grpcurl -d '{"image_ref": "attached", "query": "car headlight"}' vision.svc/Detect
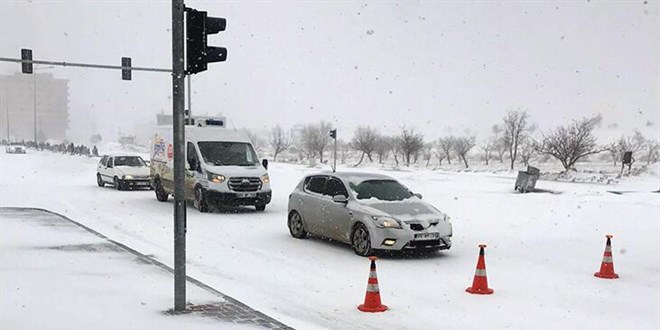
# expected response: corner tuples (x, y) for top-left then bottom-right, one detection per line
(372, 216), (402, 229)
(444, 214), (452, 224)
(207, 172), (226, 183)
(261, 174), (270, 184)
(123, 175), (133, 180)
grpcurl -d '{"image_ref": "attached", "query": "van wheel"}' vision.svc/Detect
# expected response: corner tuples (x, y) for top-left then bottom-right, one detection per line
(255, 204), (266, 211)
(154, 179), (169, 202)
(195, 186), (209, 213)
(97, 173), (104, 187)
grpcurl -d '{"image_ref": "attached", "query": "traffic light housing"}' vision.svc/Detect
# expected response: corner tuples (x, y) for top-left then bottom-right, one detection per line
(329, 129), (337, 139)
(121, 57), (131, 80)
(186, 7), (227, 74)
(21, 49), (33, 74)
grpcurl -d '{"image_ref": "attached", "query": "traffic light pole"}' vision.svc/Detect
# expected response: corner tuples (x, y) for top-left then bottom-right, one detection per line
(172, 0), (187, 312)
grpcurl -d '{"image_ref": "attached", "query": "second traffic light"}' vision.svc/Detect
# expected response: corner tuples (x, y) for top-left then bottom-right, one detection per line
(186, 7), (227, 75)
(329, 129), (337, 139)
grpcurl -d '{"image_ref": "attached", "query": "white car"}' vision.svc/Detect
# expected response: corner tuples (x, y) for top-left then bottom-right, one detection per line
(97, 154), (151, 190)
(6, 145), (27, 154)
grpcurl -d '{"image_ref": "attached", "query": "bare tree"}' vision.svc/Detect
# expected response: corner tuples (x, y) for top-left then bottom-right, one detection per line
(423, 143), (435, 167)
(350, 126), (379, 166)
(270, 125), (291, 161)
(536, 116), (602, 171)
(437, 136), (455, 165)
(481, 138), (494, 165)
(374, 136), (391, 164)
(244, 129), (266, 153)
(399, 128), (425, 166)
(453, 135), (476, 168)
(434, 149), (447, 166)
(502, 110), (532, 170)
(390, 136), (403, 166)
(299, 121), (332, 163)
(605, 131), (646, 166)
(646, 140), (659, 164)
(519, 138), (536, 167)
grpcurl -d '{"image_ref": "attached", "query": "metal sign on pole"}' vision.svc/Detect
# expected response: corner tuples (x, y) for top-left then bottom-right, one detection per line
(172, 0), (187, 311)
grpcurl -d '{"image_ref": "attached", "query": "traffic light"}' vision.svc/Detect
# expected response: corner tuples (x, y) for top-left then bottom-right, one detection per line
(121, 57), (131, 80)
(21, 49), (33, 74)
(186, 7), (227, 74)
(329, 129), (337, 139)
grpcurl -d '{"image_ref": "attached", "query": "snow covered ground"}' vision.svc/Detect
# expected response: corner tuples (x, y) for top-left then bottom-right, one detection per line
(1, 149), (659, 329)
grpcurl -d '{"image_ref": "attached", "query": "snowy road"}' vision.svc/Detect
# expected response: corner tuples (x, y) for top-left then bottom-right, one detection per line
(1, 150), (659, 329)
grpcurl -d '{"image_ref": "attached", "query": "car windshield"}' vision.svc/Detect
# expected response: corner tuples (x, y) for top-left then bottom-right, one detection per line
(348, 179), (413, 201)
(197, 142), (259, 166)
(113, 156), (145, 167)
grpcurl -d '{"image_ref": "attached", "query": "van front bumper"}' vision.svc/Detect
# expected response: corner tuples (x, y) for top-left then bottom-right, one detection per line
(206, 190), (272, 207)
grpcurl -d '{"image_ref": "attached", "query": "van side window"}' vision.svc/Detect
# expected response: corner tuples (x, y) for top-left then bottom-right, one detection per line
(107, 157), (113, 168)
(305, 176), (326, 194)
(100, 155), (108, 166)
(187, 142), (200, 171)
(324, 178), (348, 198)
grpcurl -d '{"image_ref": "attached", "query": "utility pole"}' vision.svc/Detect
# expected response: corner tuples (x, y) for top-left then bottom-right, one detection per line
(172, 0), (187, 312)
(33, 72), (37, 143)
(330, 129), (337, 172)
(187, 75), (192, 122)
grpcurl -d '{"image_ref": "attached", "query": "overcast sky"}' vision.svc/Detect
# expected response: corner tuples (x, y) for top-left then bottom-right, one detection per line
(0, 0), (658, 143)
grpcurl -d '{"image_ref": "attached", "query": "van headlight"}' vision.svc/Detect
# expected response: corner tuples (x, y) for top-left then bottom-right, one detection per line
(372, 216), (402, 229)
(444, 214), (452, 224)
(261, 174), (270, 184)
(207, 172), (226, 183)
(123, 175), (133, 180)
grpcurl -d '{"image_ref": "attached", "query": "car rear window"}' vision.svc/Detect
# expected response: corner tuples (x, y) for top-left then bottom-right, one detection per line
(305, 176), (326, 194)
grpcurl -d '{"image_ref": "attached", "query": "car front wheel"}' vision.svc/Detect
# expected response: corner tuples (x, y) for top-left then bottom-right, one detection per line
(287, 211), (307, 239)
(114, 177), (124, 191)
(97, 173), (104, 187)
(351, 223), (373, 257)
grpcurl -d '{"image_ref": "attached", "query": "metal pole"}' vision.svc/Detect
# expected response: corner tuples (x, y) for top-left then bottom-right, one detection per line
(333, 134), (337, 173)
(5, 102), (9, 141)
(172, 0), (187, 311)
(187, 75), (192, 122)
(33, 71), (37, 143)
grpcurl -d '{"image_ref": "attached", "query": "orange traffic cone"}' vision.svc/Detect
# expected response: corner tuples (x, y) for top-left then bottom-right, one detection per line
(357, 256), (388, 313)
(594, 234), (619, 279)
(466, 244), (494, 295)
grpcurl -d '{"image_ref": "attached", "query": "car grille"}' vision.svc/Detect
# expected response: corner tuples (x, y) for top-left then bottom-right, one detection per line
(228, 177), (262, 192)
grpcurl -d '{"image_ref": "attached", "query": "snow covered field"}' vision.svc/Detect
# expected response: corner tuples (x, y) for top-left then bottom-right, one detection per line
(1, 149), (659, 329)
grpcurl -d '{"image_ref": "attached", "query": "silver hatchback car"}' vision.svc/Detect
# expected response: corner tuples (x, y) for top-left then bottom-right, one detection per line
(287, 172), (452, 256)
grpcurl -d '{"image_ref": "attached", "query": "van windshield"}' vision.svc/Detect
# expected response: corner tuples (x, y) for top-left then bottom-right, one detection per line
(197, 142), (259, 166)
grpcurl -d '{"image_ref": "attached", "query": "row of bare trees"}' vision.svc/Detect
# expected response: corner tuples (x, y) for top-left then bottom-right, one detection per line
(243, 110), (659, 171)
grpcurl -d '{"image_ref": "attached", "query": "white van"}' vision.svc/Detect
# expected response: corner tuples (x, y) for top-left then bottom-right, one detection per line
(150, 120), (271, 212)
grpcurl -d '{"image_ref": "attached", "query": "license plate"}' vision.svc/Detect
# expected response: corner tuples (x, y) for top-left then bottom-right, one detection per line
(414, 232), (440, 240)
(238, 192), (257, 198)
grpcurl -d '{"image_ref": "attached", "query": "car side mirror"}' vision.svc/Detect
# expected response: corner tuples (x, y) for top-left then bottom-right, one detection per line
(332, 195), (348, 204)
(262, 159), (269, 170)
(413, 193), (423, 199)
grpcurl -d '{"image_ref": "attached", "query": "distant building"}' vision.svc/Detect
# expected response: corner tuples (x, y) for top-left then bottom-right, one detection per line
(0, 72), (70, 142)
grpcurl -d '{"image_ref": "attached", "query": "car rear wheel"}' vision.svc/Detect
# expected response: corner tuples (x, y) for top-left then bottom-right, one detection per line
(351, 223), (373, 257)
(195, 186), (209, 213)
(154, 179), (169, 202)
(96, 173), (104, 187)
(287, 211), (307, 239)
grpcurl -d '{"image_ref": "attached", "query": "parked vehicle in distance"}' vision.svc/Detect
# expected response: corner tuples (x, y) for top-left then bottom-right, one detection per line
(287, 172), (453, 256)
(5, 145), (27, 154)
(150, 118), (272, 212)
(97, 154), (151, 190)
